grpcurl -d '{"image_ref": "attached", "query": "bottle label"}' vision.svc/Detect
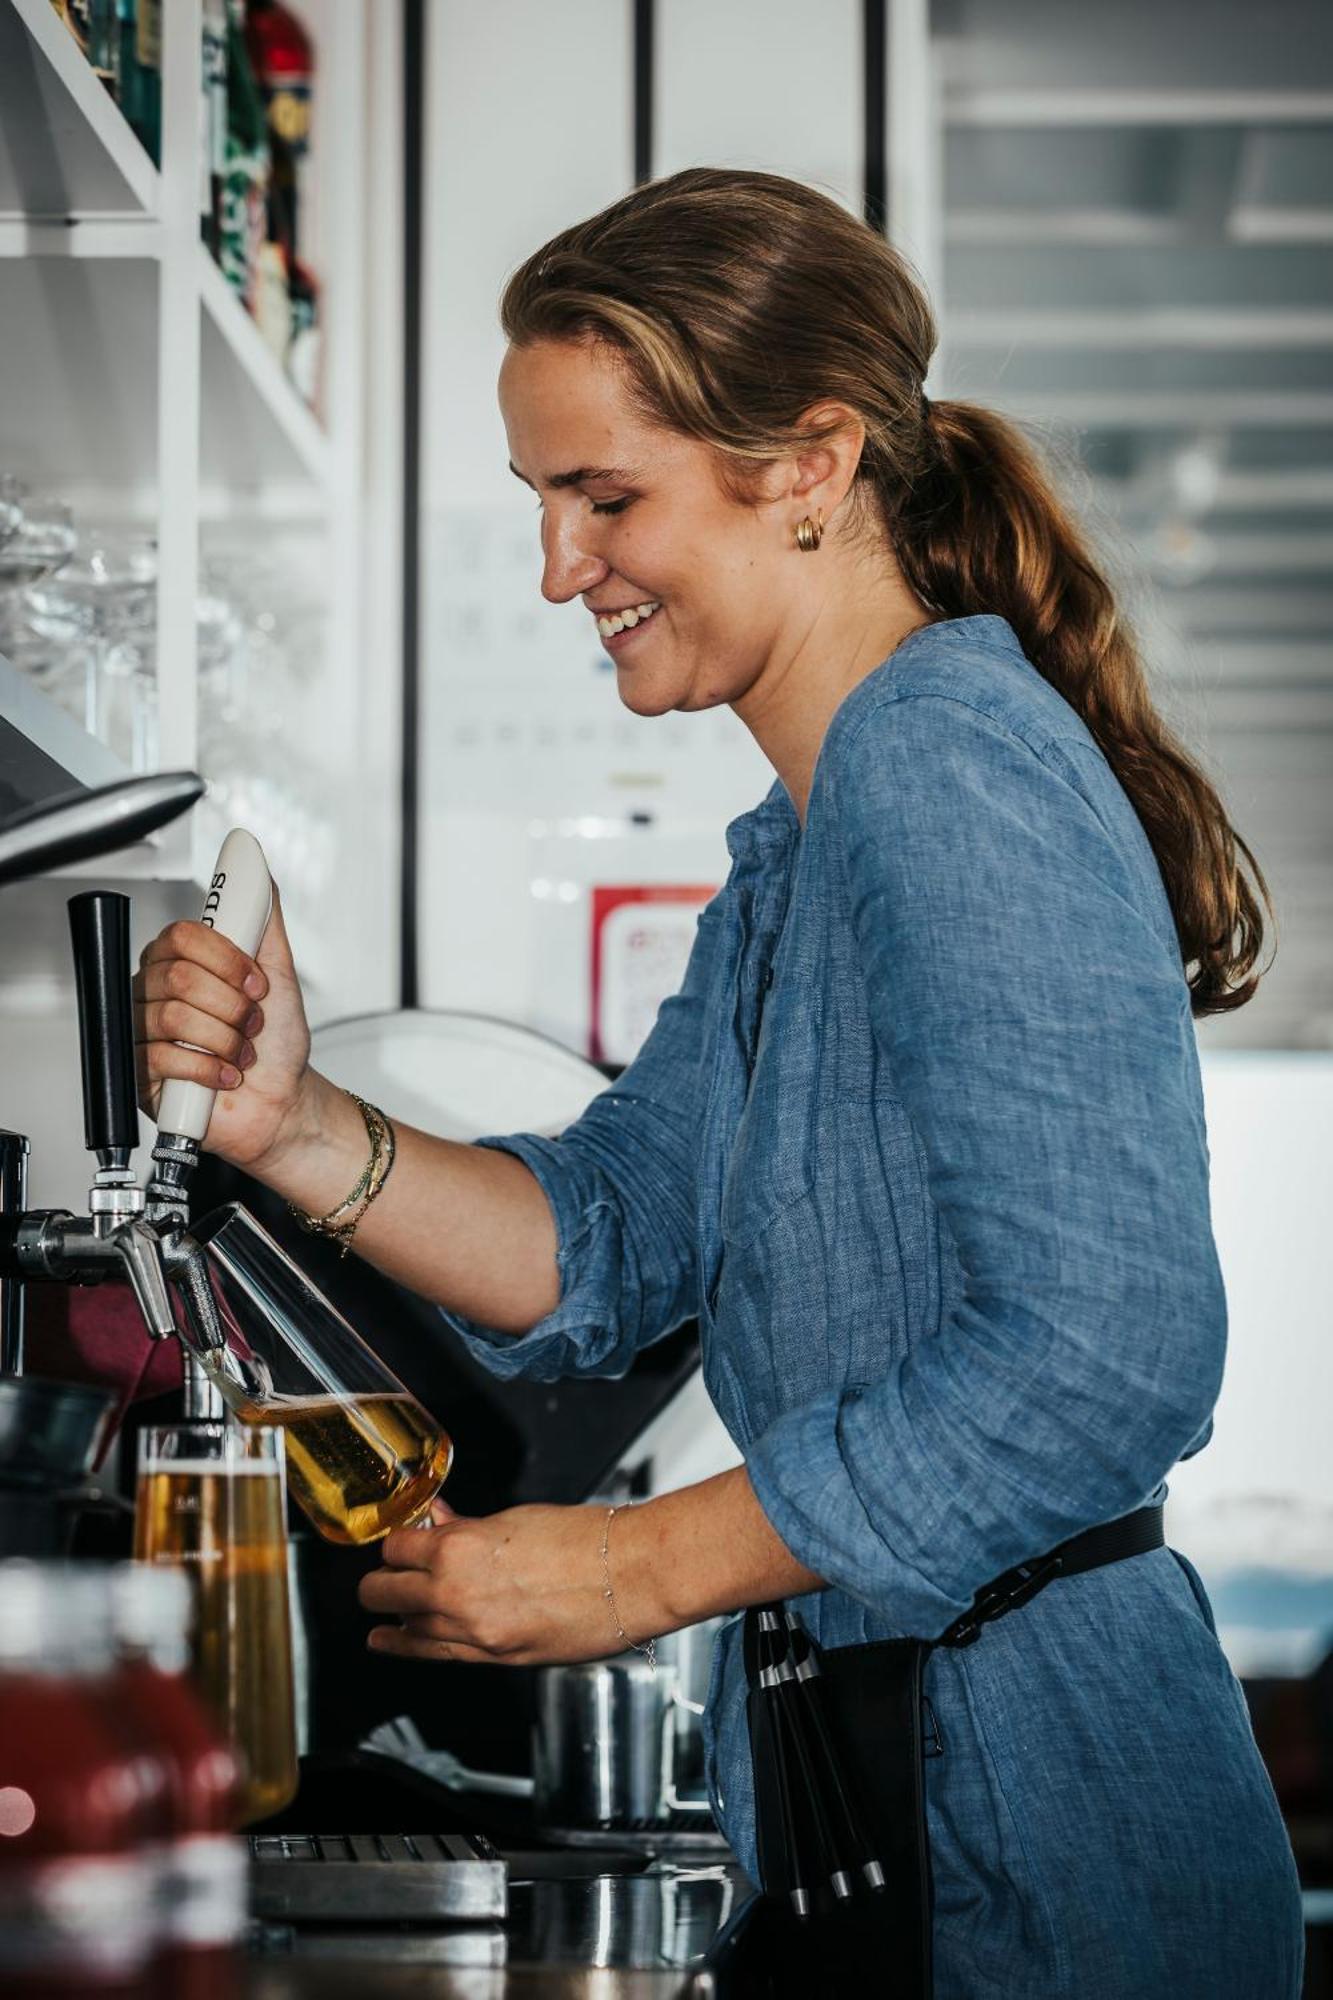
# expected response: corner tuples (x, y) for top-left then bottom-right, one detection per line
(160, 1834), (248, 1948)
(220, 149), (269, 304)
(266, 84), (312, 155)
(0, 1853), (155, 1974)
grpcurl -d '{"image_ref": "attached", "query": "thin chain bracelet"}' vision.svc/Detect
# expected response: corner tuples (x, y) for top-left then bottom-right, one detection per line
(600, 1502), (656, 1674)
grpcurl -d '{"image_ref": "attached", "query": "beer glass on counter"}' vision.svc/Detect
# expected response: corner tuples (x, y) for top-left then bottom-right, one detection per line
(134, 1421), (299, 1829)
(183, 1203), (454, 1547)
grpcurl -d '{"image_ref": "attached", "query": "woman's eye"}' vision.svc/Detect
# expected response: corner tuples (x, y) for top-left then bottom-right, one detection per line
(590, 497), (632, 516)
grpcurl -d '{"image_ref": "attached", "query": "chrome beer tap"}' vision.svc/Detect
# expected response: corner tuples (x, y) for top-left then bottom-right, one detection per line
(0, 831), (273, 1405)
(0, 889), (231, 1387)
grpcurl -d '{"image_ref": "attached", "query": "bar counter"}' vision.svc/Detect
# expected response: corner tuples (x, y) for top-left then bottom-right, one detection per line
(243, 1854), (755, 1997)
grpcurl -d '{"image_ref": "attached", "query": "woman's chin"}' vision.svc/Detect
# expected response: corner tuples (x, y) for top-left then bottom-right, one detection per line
(614, 666), (684, 718)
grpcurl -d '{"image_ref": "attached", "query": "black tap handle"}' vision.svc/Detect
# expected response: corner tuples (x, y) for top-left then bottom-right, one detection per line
(67, 892), (139, 1170)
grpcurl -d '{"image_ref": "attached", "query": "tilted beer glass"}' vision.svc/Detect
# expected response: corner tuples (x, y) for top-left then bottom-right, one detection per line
(181, 1203), (453, 1546)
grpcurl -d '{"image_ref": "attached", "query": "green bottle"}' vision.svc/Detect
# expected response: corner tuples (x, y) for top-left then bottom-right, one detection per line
(219, 0), (270, 305)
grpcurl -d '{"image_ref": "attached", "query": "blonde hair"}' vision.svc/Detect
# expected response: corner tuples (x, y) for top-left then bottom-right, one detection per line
(503, 167), (1271, 1015)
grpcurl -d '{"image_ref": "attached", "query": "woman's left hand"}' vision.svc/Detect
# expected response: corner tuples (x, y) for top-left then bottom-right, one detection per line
(358, 1499), (630, 1665)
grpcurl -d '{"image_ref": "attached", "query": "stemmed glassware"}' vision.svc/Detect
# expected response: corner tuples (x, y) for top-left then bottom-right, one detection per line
(26, 533), (158, 770)
(0, 476), (23, 551)
(0, 475), (338, 912)
(0, 495), (76, 594)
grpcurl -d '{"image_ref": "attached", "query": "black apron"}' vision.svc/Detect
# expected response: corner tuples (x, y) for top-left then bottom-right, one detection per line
(743, 1502), (1165, 1997)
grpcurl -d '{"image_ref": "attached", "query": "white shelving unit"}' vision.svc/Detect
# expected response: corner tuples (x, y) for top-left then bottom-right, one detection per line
(0, 0), (403, 1018)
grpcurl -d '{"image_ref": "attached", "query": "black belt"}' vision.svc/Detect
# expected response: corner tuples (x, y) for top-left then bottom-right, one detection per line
(936, 1500), (1166, 1650)
(742, 1503), (1166, 1997)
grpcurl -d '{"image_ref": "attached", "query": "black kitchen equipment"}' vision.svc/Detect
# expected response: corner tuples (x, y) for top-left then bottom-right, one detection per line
(0, 1372), (119, 1557)
(0, 771), (205, 887)
(0, 1372), (115, 1488)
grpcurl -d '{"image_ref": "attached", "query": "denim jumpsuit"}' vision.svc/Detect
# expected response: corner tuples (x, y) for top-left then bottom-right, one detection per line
(444, 615), (1304, 1996)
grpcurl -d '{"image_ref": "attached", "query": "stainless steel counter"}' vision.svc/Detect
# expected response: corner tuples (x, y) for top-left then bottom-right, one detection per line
(244, 1856), (752, 1997)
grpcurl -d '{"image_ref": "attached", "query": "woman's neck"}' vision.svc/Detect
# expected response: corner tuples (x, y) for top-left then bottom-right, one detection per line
(734, 577), (936, 824)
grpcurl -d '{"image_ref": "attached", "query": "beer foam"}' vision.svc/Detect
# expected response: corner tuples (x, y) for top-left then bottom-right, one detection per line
(139, 1459), (281, 1476)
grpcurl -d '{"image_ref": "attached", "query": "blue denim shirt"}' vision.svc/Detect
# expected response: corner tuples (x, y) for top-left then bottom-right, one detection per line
(444, 616), (1301, 1995)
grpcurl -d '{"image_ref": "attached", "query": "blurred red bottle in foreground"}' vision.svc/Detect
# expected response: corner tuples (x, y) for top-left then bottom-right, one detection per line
(0, 1563), (157, 1998)
(110, 1565), (246, 2000)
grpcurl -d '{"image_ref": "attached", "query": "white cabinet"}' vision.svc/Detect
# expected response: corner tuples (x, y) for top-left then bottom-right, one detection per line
(0, 0), (402, 1023)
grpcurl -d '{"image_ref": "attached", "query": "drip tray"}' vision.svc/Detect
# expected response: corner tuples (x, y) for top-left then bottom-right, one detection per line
(249, 1831), (507, 1924)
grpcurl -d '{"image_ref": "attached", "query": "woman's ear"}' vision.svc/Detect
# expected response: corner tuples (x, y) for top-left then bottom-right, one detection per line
(790, 400), (866, 516)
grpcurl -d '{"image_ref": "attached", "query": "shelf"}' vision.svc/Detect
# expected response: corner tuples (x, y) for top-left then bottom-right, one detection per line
(0, 251), (331, 506)
(0, 254), (160, 500)
(198, 250), (332, 498)
(0, 0), (159, 221)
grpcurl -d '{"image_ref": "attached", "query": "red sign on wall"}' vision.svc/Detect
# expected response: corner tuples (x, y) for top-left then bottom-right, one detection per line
(589, 884), (716, 1067)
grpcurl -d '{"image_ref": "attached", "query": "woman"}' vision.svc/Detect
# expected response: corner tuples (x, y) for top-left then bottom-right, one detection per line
(134, 170), (1302, 1994)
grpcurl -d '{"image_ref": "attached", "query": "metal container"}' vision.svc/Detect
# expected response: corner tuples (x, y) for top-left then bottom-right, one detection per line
(532, 1622), (723, 1833)
(0, 1375), (117, 1557)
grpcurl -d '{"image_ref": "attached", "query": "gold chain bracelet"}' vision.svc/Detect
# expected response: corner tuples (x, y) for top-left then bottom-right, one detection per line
(600, 1502), (657, 1674)
(288, 1091), (397, 1257)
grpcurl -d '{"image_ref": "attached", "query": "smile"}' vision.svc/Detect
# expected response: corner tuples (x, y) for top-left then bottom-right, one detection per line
(595, 600), (660, 639)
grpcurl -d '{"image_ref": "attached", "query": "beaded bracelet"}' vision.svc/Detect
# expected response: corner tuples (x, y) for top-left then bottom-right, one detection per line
(288, 1091), (397, 1257)
(600, 1501), (656, 1674)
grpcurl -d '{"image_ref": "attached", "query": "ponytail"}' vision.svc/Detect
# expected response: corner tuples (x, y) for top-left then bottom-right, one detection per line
(888, 399), (1270, 1015)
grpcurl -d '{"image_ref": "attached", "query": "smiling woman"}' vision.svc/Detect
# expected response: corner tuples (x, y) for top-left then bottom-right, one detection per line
(132, 165), (1301, 1998)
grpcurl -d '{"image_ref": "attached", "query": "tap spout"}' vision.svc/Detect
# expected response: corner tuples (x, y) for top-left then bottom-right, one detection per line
(111, 1220), (177, 1341)
(160, 1230), (228, 1354)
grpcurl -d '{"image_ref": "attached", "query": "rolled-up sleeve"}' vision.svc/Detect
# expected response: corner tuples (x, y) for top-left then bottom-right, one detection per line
(745, 693), (1227, 1634)
(439, 889), (727, 1382)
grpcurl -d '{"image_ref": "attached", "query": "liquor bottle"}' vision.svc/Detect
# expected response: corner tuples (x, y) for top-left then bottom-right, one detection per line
(85, 0), (116, 91)
(244, 0), (312, 290)
(113, 0), (162, 164)
(220, 0), (270, 307)
(200, 0), (228, 258)
(133, 0), (162, 163)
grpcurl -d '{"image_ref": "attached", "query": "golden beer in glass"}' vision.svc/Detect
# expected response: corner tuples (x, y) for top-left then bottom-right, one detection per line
(186, 1203), (454, 1547)
(221, 1390), (454, 1546)
(134, 1422), (299, 1826)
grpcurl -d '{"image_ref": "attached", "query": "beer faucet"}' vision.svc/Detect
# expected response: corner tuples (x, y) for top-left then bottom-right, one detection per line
(0, 832), (272, 1410)
(0, 890), (230, 1398)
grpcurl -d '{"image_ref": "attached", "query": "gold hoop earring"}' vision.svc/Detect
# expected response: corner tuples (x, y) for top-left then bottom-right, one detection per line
(795, 508), (824, 553)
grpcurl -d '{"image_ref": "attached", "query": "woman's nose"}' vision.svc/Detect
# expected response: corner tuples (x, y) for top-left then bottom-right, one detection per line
(540, 516), (608, 604)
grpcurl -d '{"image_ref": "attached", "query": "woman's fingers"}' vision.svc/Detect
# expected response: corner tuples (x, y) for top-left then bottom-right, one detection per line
(358, 1566), (444, 1618)
(136, 953), (261, 1036)
(139, 917), (267, 1002)
(379, 1520), (458, 1571)
(131, 930), (268, 1111)
(136, 995), (254, 1070)
(366, 1624), (492, 1664)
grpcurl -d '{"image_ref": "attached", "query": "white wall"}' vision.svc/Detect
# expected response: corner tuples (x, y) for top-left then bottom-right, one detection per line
(417, 0), (906, 1058)
(1173, 1053), (1333, 1524)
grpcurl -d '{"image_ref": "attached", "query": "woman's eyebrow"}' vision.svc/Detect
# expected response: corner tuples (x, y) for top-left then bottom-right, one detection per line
(507, 460), (637, 490)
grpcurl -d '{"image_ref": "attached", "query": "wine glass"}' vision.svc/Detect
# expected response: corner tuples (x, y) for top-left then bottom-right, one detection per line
(26, 533), (157, 767)
(0, 475), (22, 551)
(0, 497), (76, 593)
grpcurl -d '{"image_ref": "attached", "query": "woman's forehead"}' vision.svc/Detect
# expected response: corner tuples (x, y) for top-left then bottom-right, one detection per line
(499, 341), (682, 480)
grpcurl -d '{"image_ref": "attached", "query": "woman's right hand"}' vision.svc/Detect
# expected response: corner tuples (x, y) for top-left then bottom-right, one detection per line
(132, 881), (314, 1174)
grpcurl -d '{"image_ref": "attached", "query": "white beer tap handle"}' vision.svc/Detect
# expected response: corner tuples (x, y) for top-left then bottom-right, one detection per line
(156, 829), (273, 1147)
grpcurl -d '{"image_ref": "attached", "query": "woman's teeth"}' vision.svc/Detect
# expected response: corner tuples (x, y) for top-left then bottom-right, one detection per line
(597, 601), (660, 638)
